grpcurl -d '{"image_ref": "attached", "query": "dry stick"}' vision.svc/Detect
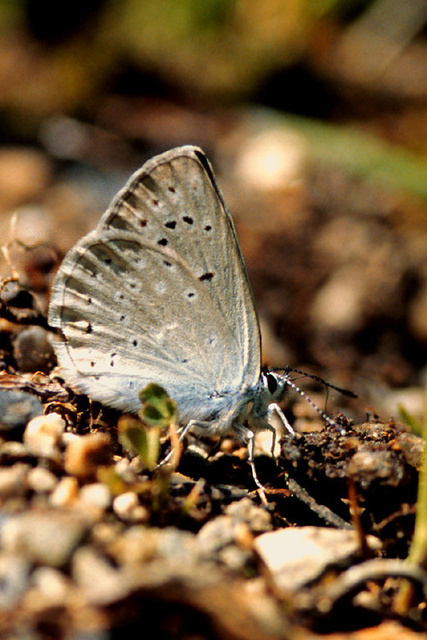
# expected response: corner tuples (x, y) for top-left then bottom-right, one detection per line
(287, 477), (352, 530)
(347, 478), (370, 558)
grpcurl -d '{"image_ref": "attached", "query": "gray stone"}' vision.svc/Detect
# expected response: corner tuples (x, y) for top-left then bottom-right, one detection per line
(1, 509), (90, 567)
(254, 526), (382, 592)
(0, 390), (43, 431)
(13, 326), (57, 374)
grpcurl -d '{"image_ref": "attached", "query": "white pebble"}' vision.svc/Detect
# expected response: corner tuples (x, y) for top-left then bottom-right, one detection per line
(50, 477), (79, 507)
(113, 492), (147, 523)
(27, 467), (57, 493)
(79, 483), (111, 509)
(24, 413), (65, 458)
(31, 567), (69, 604)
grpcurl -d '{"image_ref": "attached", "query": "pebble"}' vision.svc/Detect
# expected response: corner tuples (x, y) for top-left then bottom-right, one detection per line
(225, 498), (272, 533)
(254, 526), (382, 592)
(197, 515), (237, 555)
(197, 498), (272, 559)
(31, 566), (70, 605)
(0, 390), (43, 431)
(108, 526), (159, 565)
(0, 554), (30, 610)
(0, 441), (29, 460)
(112, 491), (148, 523)
(0, 463), (29, 498)
(79, 483), (111, 510)
(64, 432), (113, 480)
(49, 476), (80, 507)
(91, 522), (123, 549)
(397, 431), (424, 469)
(72, 545), (127, 605)
(114, 457), (139, 483)
(1, 510), (90, 567)
(23, 412), (65, 458)
(218, 544), (253, 572)
(347, 446), (405, 488)
(13, 326), (57, 374)
(27, 466), (57, 493)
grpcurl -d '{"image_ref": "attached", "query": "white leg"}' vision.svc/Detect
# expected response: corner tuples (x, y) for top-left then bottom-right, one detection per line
(158, 419), (200, 466)
(269, 402), (294, 436)
(246, 430), (264, 490)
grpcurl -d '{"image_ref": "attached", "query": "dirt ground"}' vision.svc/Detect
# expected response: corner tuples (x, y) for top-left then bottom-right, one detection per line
(2, 5), (427, 637)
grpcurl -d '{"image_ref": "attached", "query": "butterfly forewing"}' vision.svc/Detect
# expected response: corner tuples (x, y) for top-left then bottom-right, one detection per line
(49, 147), (261, 415)
(100, 147), (260, 373)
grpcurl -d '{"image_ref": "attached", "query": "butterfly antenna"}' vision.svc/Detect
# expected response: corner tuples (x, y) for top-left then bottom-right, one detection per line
(275, 366), (358, 399)
(277, 372), (347, 436)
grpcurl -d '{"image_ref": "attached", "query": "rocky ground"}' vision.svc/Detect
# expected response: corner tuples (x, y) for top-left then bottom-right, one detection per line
(1, 113), (427, 638)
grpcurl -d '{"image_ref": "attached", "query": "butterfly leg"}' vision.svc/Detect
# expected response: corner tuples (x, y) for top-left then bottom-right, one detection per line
(158, 418), (212, 466)
(157, 420), (195, 467)
(246, 429), (264, 490)
(268, 402), (294, 437)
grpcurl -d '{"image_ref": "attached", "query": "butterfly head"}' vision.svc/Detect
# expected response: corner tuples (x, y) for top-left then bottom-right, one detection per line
(259, 368), (290, 403)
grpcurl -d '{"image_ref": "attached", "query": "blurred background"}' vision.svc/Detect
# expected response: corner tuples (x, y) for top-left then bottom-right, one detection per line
(2, 0), (427, 425)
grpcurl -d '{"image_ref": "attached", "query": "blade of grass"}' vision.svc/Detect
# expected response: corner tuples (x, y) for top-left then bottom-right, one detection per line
(394, 380), (427, 612)
(254, 108), (427, 201)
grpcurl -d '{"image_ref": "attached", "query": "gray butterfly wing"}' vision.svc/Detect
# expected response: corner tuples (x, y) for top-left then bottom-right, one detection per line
(49, 146), (261, 416)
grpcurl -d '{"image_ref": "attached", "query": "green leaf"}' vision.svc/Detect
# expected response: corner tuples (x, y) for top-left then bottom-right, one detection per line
(138, 383), (177, 428)
(398, 403), (422, 437)
(118, 415), (161, 472)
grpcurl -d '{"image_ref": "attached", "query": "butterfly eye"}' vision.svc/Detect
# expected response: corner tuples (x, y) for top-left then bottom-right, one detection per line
(266, 373), (278, 395)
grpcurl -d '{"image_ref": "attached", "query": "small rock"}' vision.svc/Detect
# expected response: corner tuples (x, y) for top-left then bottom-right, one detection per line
(198, 494), (272, 557)
(0, 554), (30, 609)
(115, 457), (139, 483)
(27, 466), (57, 493)
(254, 526), (382, 592)
(225, 498), (272, 533)
(13, 326), (57, 374)
(109, 526), (159, 565)
(156, 528), (201, 564)
(91, 522), (123, 548)
(0, 441), (31, 461)
(197, 516), (236, 555)
(72, 545), (128, 605)
(64, 432), (113, 479)
(49, 476), (80, 507)
(1, 510), (90, 567)
(218, 545), (253, 572)
(31, 566), (70, 605)
(347, 446), (405, 488)
(79, 482), (111, 510)
(397, 431), (424, 469)
(0, 463), (29, 498)
(113, 491), (148, 523)
(23, 412), (65, 458)
(0, 390), (43, 431)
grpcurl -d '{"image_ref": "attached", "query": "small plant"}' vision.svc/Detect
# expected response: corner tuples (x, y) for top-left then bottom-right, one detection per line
(118, 383), (178, 471)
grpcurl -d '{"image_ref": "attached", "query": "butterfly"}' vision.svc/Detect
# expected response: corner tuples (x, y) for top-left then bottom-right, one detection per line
(49, 146), (343, 487)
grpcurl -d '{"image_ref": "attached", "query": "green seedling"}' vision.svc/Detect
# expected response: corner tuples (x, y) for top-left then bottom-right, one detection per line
(118, 384), (178, 471)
